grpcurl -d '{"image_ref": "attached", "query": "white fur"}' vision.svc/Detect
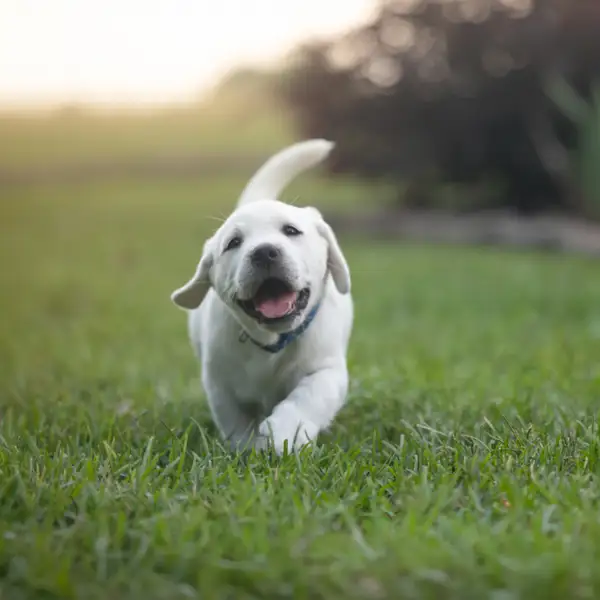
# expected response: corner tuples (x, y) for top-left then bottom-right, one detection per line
(171, 140), (353, 454)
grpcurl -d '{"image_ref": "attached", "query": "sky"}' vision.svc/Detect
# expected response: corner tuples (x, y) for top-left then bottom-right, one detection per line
(0, 0), (374, 108)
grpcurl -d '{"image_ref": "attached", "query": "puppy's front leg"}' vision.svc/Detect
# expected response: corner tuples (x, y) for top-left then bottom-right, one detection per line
(258, 365), (348, 455)
(205, 385), (259, 452)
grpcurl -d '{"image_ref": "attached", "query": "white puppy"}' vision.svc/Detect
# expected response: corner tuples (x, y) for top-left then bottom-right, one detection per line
(171, 140), (353, 454)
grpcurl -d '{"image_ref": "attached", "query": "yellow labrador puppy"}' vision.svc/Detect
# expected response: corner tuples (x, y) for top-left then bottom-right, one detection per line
(172, 140), (352, 454)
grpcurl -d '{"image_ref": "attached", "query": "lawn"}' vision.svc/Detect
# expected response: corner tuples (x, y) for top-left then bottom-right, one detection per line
(1, 170), (600, 599)
(0, 91), (292, 172)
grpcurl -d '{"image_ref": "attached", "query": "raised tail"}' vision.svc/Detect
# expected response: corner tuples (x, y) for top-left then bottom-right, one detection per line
(237, 139), (335, 207)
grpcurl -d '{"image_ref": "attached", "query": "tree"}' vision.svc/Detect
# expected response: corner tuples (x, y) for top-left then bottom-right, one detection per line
(281, 0), (600, 213)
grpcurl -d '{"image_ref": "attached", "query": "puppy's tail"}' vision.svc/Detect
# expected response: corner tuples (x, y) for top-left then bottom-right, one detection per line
(237, 139), (335, 206)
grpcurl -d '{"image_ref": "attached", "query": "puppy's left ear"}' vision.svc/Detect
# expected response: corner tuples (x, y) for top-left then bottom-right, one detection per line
(171, 239), (214, 310)
(308, 208), (351, 294)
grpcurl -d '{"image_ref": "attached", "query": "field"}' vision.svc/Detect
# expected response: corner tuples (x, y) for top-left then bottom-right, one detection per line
(1, 107), (600, 599)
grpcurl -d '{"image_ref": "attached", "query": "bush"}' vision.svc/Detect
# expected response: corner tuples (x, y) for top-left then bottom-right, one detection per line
(547, 76), (600, 218)
(280, 0), (600, 215)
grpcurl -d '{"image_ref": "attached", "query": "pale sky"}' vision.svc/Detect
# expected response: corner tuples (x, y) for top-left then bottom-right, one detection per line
(0, 0), (374, 108)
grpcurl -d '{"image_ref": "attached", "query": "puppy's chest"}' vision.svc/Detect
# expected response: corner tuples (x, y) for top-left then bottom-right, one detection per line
(216, 346), (301, 412)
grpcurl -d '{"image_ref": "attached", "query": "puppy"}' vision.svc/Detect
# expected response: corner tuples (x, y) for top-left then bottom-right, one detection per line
(171, 140), (353, 454)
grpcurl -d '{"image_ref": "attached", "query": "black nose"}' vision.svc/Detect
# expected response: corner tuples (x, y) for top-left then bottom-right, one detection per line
(251, 244), (281, 268)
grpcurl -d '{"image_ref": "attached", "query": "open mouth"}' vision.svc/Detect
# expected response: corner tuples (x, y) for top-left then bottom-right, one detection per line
(237, 278), (310, 323)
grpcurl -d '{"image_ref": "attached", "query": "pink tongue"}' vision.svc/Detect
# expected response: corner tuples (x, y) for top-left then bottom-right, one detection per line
(256, 291), (297, 319)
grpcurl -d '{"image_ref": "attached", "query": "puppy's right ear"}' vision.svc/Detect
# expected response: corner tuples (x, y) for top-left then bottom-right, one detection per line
(171, 239), (214, 310)
(306, 207), (351, 294)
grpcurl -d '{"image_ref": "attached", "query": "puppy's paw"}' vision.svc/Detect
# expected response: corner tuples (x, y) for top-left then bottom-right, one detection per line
(258, 406), (316, 455)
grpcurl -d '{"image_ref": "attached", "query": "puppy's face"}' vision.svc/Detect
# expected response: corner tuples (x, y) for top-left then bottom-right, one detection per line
(172, 200), (350, 333)
(214, 201), (326, 331)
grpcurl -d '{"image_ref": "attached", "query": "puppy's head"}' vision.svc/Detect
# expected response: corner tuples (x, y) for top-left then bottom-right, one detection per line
(171, 200), (350, 333)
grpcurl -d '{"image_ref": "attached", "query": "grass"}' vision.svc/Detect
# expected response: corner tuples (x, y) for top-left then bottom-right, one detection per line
(0, 92), (292, 172)
(1, 170), (600, 599)
(1, 97), (600, 598)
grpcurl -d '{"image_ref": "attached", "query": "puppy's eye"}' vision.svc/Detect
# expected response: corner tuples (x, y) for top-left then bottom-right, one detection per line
(224, 236), (242, 252)
(282, 224), (302, 237)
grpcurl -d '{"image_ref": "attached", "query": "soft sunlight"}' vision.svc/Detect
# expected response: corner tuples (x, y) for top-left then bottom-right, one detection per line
(0, 0), (374, 108)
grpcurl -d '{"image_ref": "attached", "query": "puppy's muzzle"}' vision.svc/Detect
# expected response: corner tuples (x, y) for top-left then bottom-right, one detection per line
(250, 244), (281, 269)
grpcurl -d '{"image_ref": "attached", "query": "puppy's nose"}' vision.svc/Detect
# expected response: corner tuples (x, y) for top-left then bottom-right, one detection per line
(251, 244), (281, 268)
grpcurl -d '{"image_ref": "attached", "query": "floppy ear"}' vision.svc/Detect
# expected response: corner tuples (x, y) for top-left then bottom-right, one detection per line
(171, 240), (214, 310)
(309, 208), (351, 294)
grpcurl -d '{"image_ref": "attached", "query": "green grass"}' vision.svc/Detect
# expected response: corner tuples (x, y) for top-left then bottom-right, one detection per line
(1, 170), (600, 600)
(0, 94), (292, 172)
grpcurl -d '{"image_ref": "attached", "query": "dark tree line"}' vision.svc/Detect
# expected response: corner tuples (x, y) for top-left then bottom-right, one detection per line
(280, 0), (600, 214)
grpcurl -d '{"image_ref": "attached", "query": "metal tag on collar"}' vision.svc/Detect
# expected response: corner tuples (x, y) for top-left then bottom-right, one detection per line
(238, 330), (249, 344)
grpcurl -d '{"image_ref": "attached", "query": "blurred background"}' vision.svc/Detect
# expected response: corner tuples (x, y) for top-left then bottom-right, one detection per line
(2, 0), (600, 239)
(1, 0), (600, 277)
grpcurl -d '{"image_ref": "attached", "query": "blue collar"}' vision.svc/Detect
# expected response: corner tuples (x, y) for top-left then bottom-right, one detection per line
(239, 304), (320, 354)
